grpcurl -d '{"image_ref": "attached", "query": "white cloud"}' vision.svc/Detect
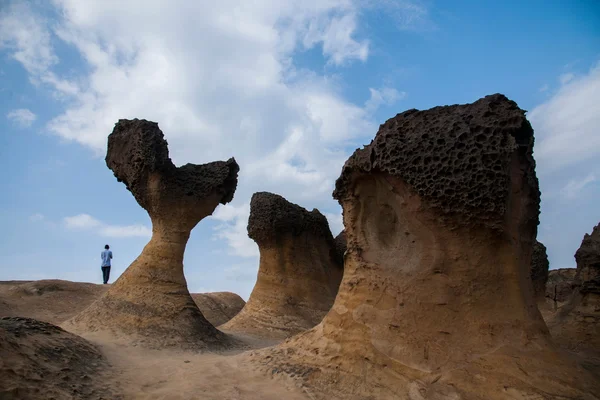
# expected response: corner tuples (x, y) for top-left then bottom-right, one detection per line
(3, 1), (417, 264)
(539, 84), (549, 93)
(64, 213), (151, 238)
(28, 213), (45, 222)
(559, 72), (574, 85)
(324, 210), (344, 236)
(529, 61), (600, 173)
(561, 174), (597, 199)
(6, 108), (37, 128)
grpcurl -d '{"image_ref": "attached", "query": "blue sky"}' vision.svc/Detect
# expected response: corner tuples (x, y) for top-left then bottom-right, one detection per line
(1, 0), (599, 300)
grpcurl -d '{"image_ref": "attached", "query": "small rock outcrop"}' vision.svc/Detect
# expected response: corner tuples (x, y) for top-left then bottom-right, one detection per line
(531, 240), (550, 302)
(191, 292), (246, 327)
(220, 192), (343, 339)
(0, 317), (119, 399)
(547, 222), (600, 357)
(333, 230), (347, 266)
(64, 119), (239, 349)
(251, 94), (598, 398)
(545, 268), (578, 307)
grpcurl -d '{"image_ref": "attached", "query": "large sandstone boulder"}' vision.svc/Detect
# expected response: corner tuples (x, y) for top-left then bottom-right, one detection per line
(547, 222), (600, 358)
(250, 94), (598, 398)
(220, 192), (343, 339)
(64, 120), (239, 349)
(0, 317), (119, 399)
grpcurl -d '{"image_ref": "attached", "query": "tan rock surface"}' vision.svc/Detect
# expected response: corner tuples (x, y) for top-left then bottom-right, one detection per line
(63, 119), (240, 349)
(191, 292), (246, 327)
(547, 222), (600, 361)
(0, 279), (244, 327)
(0, 317), (119, 399)
(221, 192), (343, 339)
(248, 94), (599, 399)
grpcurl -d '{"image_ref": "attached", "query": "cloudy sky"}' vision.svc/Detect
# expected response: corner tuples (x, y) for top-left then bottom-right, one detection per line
(1, 0), (599, 300)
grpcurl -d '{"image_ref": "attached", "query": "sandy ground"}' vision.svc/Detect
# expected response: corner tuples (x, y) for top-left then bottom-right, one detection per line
(0, 280), (313, 399)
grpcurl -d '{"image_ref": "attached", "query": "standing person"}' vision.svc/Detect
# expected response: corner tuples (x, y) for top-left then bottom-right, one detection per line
(101, 244), (113, 284)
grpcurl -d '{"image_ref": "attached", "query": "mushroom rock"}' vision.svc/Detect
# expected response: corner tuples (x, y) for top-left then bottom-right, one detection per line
(250, 94), (599, 398)
(220, 192), (343, 339)
(64, 119), (239, 349)
(547, 222), (600, 358)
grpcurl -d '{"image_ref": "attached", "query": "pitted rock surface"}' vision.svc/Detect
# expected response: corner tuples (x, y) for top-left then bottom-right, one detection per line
(545, 268), (578, 304)
(333, 93), (540, 231)
(247, 192), (334, 247)
(106, 119), (239, 212)
(531, 240), (550, 299)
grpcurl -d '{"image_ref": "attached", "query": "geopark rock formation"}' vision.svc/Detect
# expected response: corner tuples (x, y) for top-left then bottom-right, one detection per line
(250, 94), (599, 398)
(547, 222), (600, 358)
(220, 192), (343, 339)
(64, 119), (239, 349)
(0, 317), (119, 399)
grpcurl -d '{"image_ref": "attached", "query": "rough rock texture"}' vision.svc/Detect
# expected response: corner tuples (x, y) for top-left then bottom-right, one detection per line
(531, 240), (550, 302)
(191, 292), (246, 327)
(221, 192), (343, 339)
(250, 94), (599, 399)
(333, 230), (347, 266)
(547, 222), (600, 359)
(545, 268), (579, 307)
(0, 280), (109, 325)
(65, 119), (239, 349)
(0, 317), (119, 399)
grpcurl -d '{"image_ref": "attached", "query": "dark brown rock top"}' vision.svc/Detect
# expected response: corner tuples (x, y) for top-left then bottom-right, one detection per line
(574, 222), (600, 294)
(106, 119), (239, 212)
(247, 192), (334, 246)
(531, 240), (550, 299)
(333, 94), (540, 230)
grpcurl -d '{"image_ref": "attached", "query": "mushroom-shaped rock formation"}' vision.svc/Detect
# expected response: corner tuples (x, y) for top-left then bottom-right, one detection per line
(220, 192), (343, 339)
(250, 95), (599, 398)
(65, 119), (239, 349)
(531, 240), (550, 305)
(547, 222), (600, 358)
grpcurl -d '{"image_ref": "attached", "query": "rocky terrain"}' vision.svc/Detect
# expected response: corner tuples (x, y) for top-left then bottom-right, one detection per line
(0, 280), (245, 328)
(547, 222), (600, 360)
(221, 192), (343, 339)
(2, 97), (599, 399)
(247, 94), (599, 399)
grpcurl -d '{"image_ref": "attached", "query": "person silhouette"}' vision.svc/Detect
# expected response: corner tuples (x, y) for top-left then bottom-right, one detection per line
(101, 244), (113, 284)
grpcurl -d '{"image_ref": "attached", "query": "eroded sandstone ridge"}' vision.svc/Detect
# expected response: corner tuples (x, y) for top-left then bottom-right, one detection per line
(65, 119), (239, 349)
(547, 222), (600, 358)
(333, 230), (347, 266)
(221, 192), (343, 338)
(531, 240), (550, 302)
(191, 292), (246, 327)
(251, 94), (598, 398)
